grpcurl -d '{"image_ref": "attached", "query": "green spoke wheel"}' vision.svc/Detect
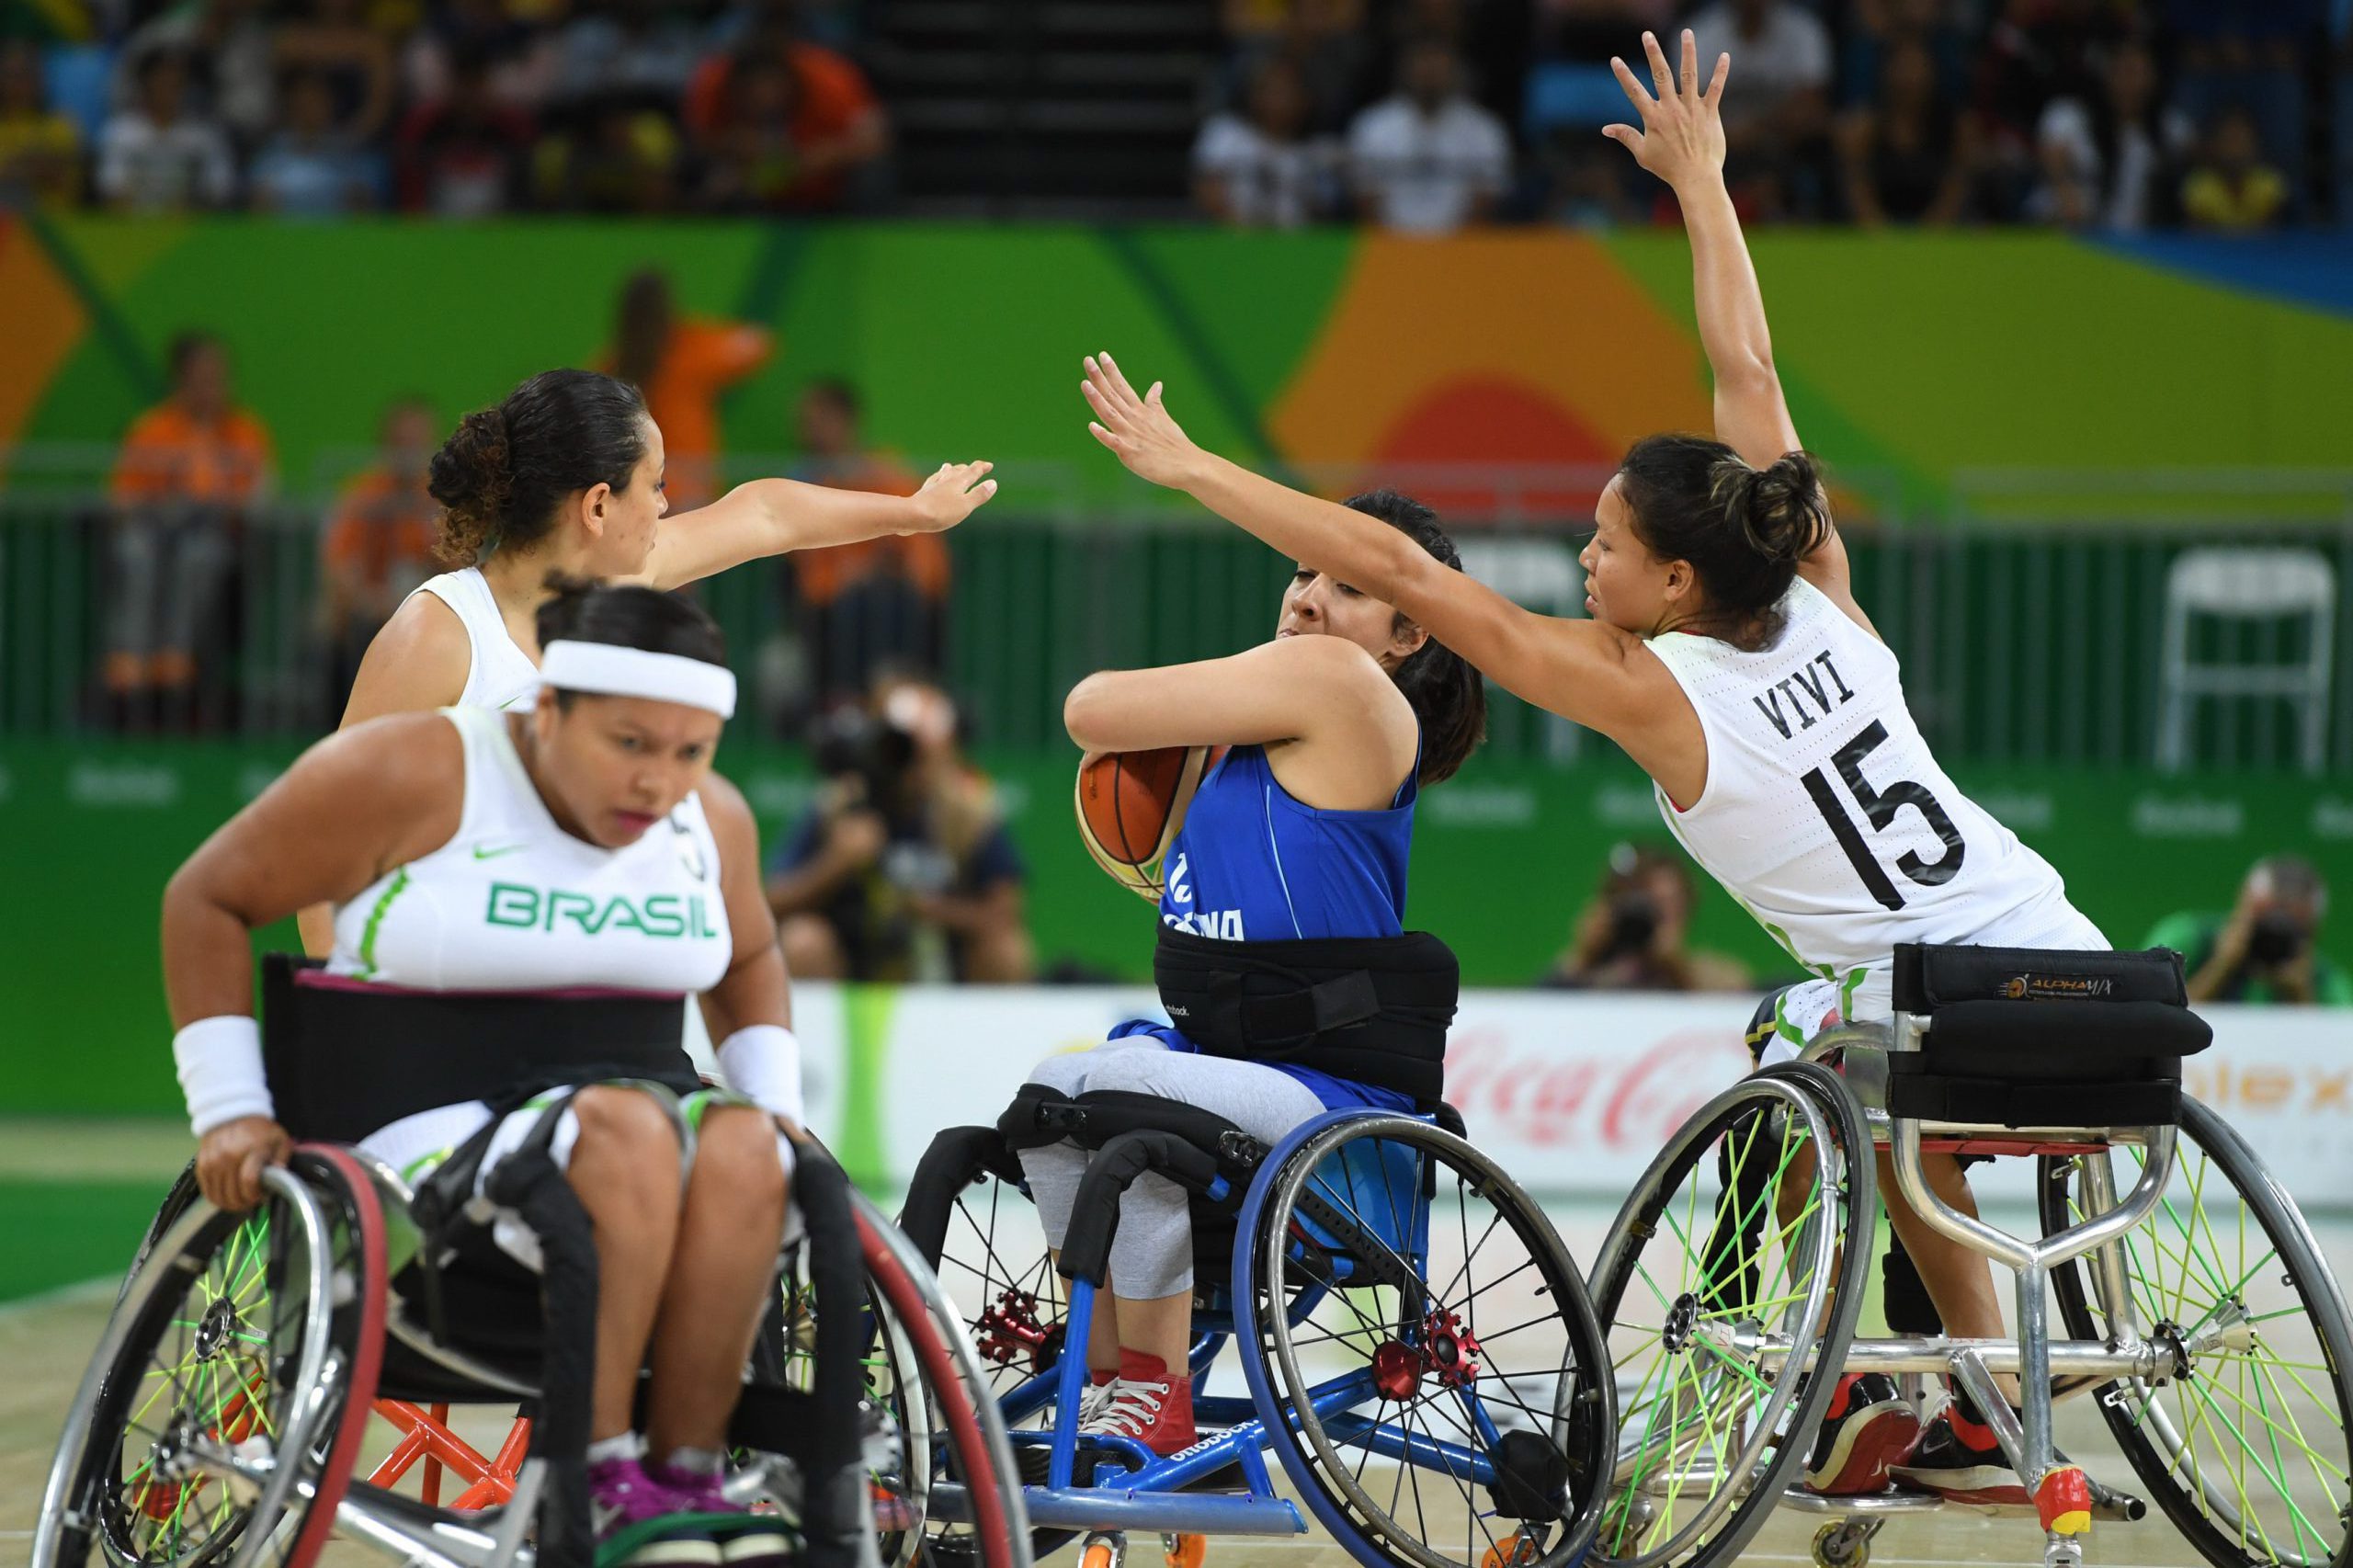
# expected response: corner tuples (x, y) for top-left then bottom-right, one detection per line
(1587, 1062), (1871, 1568)
(2042, 1096), (2353, 1568)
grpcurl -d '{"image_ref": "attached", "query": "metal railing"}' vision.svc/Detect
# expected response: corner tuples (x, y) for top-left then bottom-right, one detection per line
(6, 482), (2347, 773)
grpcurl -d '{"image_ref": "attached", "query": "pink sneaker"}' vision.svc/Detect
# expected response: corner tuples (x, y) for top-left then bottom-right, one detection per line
(589, 1457), (717, 1565)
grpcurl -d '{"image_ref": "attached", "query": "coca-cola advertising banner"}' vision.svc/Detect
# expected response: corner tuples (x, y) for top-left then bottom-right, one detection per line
(784, 988), (2353, 1207)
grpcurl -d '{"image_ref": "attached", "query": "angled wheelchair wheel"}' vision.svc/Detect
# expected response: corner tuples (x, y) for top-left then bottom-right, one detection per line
(923, 1161), (1069, 1406)
(37, 1148), (387, 1568)
(2042, 1096), (2353, 1568)
(1586, 1062), (1871, 1568)
(851, 1189), (1033, 1568)
(1233, 1112), (1615, 1568)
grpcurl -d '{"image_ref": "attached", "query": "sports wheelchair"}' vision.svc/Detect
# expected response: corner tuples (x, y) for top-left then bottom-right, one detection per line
(36, 960), (1029, 1568)
(1586, 942), (2353, 1568)
(898, 1085), (1618, 1568)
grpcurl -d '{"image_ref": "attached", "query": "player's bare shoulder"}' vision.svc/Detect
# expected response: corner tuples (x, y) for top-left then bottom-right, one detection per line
(343, 588), (472, 725)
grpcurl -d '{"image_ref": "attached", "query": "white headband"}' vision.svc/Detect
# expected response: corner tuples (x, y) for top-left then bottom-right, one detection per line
(539, 640), (737, 719)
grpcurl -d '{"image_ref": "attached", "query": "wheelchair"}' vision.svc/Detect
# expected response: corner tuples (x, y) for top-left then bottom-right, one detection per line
(898, 1085), (1619, 1568)
(1586, 941), (2353, 1568)
(34, 960), (1030, 1568)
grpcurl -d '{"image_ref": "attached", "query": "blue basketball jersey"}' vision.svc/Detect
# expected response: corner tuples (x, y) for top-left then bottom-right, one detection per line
(1117, 743), (1421, 1112)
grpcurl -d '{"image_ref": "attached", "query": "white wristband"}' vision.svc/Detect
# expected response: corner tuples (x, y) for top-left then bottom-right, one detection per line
(718, 1024), (805, 1126)
(174, 1015), (276, 1138)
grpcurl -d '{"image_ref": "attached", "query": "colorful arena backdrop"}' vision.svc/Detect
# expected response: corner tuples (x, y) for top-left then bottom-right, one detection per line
(4, 216), (2352, 516)
(0, 736), (2345, 1116)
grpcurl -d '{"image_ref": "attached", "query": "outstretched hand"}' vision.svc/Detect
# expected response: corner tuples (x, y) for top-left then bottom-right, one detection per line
(1603, 29), (1730, 190)
(907, 460), (997, 533)
(1082, 353), (1206, 491)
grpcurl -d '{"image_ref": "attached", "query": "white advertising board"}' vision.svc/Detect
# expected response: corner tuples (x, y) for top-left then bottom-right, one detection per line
(790, 985), (2353, 1207)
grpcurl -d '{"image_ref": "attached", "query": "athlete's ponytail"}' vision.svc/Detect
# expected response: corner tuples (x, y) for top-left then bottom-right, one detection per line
(1341, 490), (1487, 786)
(1617, 434), (1832, 650)
(428, 369), (651, 566)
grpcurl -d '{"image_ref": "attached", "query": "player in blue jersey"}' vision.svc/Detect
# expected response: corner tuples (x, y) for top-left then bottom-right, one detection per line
(1014, 490), (1486, 1459)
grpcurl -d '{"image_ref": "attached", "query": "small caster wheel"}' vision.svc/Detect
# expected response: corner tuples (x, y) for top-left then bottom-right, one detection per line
(1481, 1532), (1541, 1568)
(1081, 1531), (1127, 1568)
(1162, 1532), (1207, 1568)
(1813, 1522), (1872, 1568)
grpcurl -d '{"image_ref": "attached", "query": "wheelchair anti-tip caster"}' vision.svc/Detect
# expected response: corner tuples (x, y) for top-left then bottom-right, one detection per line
(1810, 1520), (1880, 1568)
(1162, 1530), (1206, 1568)
(1481, 1532), (1543, 1568)
(1081, 1530), (1126, 1568)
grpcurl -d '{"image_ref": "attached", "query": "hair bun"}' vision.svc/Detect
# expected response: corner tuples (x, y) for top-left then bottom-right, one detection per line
(426, 406), (514, 566)
(1725, 451), (1829, 566)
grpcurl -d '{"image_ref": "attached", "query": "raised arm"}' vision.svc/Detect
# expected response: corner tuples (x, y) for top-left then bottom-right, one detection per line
(1079, 355), (1685, 763)
(1606, 31), (1861, 614)
(631, 462), (995, 593)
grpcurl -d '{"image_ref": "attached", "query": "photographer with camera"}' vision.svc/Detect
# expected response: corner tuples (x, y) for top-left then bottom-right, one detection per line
(1540, 841), (1752, 993)
(764, 673), (1035, 984)
(2146, 855), (2350, 1006)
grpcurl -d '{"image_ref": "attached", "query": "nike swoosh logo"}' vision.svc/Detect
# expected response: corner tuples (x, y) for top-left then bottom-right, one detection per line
(472, 844), (528, 860)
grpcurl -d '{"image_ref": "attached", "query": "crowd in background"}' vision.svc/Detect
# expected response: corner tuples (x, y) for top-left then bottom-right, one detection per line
(1194, 0), (2340, 230)
(1, 0), (2343, 227)
(0, 0), (890, 215)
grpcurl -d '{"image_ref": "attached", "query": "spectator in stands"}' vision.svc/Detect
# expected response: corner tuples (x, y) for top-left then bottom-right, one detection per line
(1347, 35), (1511, 233)
(272, 0), (395, 145)
(2180, 105), (2290, 229)
(767, 675), (1034, 984)
(114, 0), (277, 152)
(395, 48), (533, 216)
(98, 50), (235, 212)
(0, 40), (83, 206)
(1687, 0), (1835, 217)
(2146, 857), (2351, 1006)
(2031, 40), (2188, 230)
(551, 0), (711, 108)
(1220, 0), (1372, 132)
(608, 267), (773, 510)
(1539, 843), (1753, 993)
(1972, 0), (2124, 218)
(403, 0), (560, 117)
(1193, 55), (1343, 227)
(1835, 0), (1971, 112)
(1836, 36), (1975, 224)
(687, 27), (889, 211)
(249, 66), (379, 215)
(533, 100), (684, 213)
(320, 397), (438, 705)
(787, 377), (949, 710)
(107, 331), (274, 720)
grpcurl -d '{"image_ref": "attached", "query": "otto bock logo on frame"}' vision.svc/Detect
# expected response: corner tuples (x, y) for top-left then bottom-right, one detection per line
(483, 881), (720, 937)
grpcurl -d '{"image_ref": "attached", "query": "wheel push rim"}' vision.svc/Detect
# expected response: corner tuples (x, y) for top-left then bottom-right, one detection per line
(1594, 1073), (1854, 1568)
(1256, 1116), (1608, 1568)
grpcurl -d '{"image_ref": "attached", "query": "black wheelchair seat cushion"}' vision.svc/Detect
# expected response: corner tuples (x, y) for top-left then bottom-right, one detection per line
(1887, 943), (2212, 1128)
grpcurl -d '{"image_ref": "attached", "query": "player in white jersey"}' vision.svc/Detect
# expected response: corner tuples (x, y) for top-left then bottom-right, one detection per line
(1072, 31), (2098, 1510)
(296, 367), (995, 955)
(163, 582), (807, 1563)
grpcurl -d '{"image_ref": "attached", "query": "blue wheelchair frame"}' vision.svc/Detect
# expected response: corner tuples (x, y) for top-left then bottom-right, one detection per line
(949, 1108), (1513, 1546)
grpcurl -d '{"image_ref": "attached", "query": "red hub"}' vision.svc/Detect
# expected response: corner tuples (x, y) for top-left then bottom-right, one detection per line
(1421, 1310), (1482, 1390)
(1372, 1312), (1484, 1399)
(976, 1290), (1059, 1371)
(1372, 1340), (1421, 1401)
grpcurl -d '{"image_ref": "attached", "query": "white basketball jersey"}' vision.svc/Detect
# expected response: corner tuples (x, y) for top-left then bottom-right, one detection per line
(328, 705), (732, 994)
(1646, 575), (2100, 1015)
(413, 568), (541, 712)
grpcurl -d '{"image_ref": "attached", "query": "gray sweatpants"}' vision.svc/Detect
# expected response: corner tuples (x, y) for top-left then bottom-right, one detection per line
(1017, 1040), (1327, 1299)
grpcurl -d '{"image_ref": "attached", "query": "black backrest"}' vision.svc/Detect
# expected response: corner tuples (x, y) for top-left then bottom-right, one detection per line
(1892, 943), (2189, 1012)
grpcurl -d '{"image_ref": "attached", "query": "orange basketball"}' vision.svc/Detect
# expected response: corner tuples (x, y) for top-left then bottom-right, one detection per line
(1074, 745), (1222, 902)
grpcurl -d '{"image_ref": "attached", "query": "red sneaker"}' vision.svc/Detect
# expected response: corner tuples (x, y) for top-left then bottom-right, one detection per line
(1891, 1402), (2032, 1506)
(1803, 1373), (1921, 1495)
(1081, 1348), (1197, 1459)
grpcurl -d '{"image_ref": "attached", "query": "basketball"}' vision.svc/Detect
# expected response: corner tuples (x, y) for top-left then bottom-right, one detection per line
(1074, 745), (1221, 902)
